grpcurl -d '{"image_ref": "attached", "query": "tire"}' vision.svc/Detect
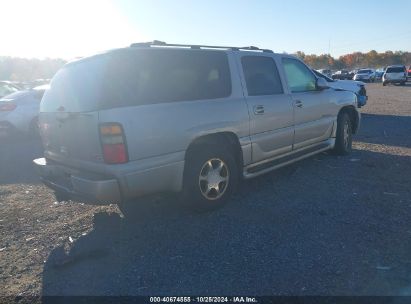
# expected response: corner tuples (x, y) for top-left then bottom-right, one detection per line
(382, 82), (386, 86)
(400, 82), (405, 86)
(333, 112), (353, 156)
(182, 144), (239, 212)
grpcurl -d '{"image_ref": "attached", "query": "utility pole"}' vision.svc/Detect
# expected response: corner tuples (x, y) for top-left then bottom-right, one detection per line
(328, 38), (331, 69)
(328, 38), (331, 56)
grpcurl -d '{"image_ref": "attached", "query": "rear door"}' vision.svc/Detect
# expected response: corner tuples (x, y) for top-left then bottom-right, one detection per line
(280, 56), (335, 149)
(40, 56), (107, 163)
(237, 54), (294, 162)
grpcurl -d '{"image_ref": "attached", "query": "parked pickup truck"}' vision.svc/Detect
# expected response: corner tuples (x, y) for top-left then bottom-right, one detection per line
(33, 41), (360, 213)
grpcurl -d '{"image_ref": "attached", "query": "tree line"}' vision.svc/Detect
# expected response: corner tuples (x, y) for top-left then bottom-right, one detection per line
(295, 50), (411, 70)
(0, 57), (66, 82)
(1, 50), (411, 81)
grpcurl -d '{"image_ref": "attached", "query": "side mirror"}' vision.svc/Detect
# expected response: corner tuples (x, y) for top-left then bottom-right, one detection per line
(316, 77), (329, 90)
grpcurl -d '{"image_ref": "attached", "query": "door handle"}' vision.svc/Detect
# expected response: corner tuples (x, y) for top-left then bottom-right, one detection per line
(294, 100), (303, 108)
(253, 105), (265, 115)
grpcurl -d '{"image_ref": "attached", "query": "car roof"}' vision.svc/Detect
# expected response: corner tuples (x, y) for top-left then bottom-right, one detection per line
(65, 41), (289, 68)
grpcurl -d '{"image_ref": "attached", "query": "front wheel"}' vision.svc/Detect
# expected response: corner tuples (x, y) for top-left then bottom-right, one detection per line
(333, 112), (353, 155)
(182, 145), (239, 212)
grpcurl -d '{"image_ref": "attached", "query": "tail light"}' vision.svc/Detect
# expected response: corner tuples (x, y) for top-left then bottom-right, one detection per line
(99, 123), (128, 164)
(0, 103), (17, 112)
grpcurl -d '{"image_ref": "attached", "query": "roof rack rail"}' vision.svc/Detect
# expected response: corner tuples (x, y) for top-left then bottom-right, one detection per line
(130, 41), (273, 53)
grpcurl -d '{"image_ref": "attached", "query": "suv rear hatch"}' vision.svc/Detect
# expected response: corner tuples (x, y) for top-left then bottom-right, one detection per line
(385, 67), (406, 79)
(40, 55), (108, 164)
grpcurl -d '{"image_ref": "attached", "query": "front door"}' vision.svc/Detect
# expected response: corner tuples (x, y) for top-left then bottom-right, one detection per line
(281, 57), (334, 149)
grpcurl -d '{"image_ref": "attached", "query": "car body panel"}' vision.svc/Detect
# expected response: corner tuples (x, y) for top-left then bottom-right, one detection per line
(233, 52), (294, 162)
(0, 88), (45, 134)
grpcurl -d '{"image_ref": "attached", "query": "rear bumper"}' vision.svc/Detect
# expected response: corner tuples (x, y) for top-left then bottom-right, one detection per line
(33, 158), (121, 204)
(383, 78), (406, 83)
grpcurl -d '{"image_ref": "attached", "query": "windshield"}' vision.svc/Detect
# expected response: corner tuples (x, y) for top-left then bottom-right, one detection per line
(358, 69), (371, 74)
(0, 83), (19, 97)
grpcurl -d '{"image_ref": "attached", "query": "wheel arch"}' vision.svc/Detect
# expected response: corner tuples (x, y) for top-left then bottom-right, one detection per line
(185, 132), (244, 171)
(338, 106), (359, 134)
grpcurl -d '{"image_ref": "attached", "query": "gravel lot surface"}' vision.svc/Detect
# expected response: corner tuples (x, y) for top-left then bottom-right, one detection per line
(0, 83), (410, 297)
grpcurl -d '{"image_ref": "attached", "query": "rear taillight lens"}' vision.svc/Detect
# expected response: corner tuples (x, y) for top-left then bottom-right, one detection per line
(0, 103), (17, 111)
(99, 123), (128, 164)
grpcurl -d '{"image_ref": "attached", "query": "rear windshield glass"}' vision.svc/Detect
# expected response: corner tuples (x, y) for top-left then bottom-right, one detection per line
(358, 69), (371, 74)
(40, 56), (107, 112)
(41, 49), (231, 112)
(386, 67), (405, 73)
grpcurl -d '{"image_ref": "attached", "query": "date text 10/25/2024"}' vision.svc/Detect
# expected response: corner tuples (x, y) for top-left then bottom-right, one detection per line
(150, 297), (258, 303)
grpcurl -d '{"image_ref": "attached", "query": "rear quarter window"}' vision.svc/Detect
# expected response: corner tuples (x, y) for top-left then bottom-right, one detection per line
(100, 49), (232, 109)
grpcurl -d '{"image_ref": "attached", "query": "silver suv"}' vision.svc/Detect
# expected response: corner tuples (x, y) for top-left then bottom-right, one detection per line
(34, 42), (360, 212)
(382, 65), (407, 86)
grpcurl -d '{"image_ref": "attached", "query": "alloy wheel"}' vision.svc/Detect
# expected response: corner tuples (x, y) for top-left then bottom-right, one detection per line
(198, 158), (230, 201)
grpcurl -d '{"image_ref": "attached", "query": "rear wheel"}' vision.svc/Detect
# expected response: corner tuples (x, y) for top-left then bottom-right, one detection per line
(182, 144), (238, 212)
(382, 82), (387, 86)
(333, 112), (352, 156)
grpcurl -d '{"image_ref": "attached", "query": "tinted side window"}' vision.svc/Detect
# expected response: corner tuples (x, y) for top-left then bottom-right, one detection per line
(282, 58), (317, 93)
(241, 56), (283, 96)
(102, 49), (232, 108)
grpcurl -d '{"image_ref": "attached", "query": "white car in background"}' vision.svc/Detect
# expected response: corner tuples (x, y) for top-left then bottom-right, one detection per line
(0, 81), (20, 98)
(313, 70), (367, 108)
(353, 69), (376, 82)
(382, 65), (407, 86)
(0, 85), (48, 137)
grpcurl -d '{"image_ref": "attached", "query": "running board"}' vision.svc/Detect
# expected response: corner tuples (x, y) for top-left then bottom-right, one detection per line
(243, 140), (334, 179)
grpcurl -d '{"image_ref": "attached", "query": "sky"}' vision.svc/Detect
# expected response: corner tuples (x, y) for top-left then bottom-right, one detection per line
(1, 0), (411, 59)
